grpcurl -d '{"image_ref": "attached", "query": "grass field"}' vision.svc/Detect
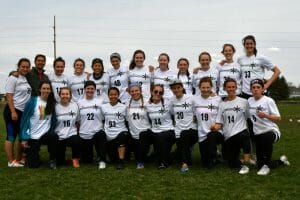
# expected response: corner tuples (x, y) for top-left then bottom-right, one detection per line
(0, 103), (299, 200)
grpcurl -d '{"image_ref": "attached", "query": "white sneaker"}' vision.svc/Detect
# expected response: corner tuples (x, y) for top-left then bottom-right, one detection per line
(98, 161), (106, 169)
(239, 165), (249, 175)
(280, 155), (290, 166)
(8, 160), (24, 168)
(257, 165), (270, 175)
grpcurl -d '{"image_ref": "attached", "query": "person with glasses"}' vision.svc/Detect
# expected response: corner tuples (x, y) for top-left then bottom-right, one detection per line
(146, 84), (175, 169)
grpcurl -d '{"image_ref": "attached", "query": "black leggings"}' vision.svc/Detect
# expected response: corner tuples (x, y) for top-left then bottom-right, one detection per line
(80, 130), (107, 163)
(26, 132), (58, 168)
(224, 130), (251, 168)
(153, 130), (176, 166)
(178, 129), (198, 165)
(255, 132), (283, 169)
(56, 135), (81, 165)
(199, 131), (223, 168)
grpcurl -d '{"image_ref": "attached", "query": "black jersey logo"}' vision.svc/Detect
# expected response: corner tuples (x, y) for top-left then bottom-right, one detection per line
(256, 105), (265, 112)
(182, 102), (191, 109)
(116, 111), (123, 119)
(93, 104), (99, 110)
(100, 81), (108, 86)
(117, 71), (125, 77)
(233, 106), (241, 113)
(158, 108), (167, 115)
(142, 73), (150, 80)
(250, 63), (256, 69)
(207, 103), (217, 111)
(62, 80), (67, 85)
(230, 68), (239, 74)
(69, 111), (76, 117)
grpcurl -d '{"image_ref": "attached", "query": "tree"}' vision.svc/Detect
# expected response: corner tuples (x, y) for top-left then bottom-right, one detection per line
(267, 76), (290, 101)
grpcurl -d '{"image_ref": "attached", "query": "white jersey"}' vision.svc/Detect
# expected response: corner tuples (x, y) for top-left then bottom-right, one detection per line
(216, 97), (248, 140)
(128, 66), (152, 99)
(68, 73), (88, 103)
(170, 94), (197, 138)
(153, 68), (177, 99)
(177, 73), (194, 95)
(107, 66), (130, 103)
(126, 98), (151, 139)
(78, 98), (103, 139)
(248, 96), (281, 140)
(146, 100), (174, 133)
(5, 75), (31, 111)
(101, 102), (128, 141)
(194, 95), (221, 142)
(89, 72), (110, 102)
(48, 73), (68, 102)
(193, 67), (219, 95)
(28, 97), (52, 140)
(55, 102), (79, 140)
(216, 62), (242, 97)
(237, 55), (274, 95)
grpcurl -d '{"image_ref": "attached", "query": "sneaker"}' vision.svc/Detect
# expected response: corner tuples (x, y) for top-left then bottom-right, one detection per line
(49, 160), (57, 170)
(136, 162), (144, 169)
(239, 165), (249, 175)
(8, 160), (24, 168)
(116, 160), (124, 170)
(280, 155), (290, 166)
(98, 161), (106, 169)
(72, 159), (80, 168)
(19, 158), (26, 165)
(157, 162), (167, 169)
(257, 165), (270, 175)
(180, 165), (189, 173)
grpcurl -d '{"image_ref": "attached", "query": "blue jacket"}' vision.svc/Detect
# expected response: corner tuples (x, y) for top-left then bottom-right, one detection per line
(20, 97), (56, 141)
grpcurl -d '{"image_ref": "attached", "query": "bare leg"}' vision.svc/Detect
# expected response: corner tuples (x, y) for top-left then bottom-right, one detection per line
(5, 141), (14, 163)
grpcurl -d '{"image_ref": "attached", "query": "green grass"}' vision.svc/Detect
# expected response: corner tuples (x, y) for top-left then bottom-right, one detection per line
(0, 103), (299, 200)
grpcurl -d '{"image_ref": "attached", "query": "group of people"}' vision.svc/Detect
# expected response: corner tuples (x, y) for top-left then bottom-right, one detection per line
(3, 35), (290, 175)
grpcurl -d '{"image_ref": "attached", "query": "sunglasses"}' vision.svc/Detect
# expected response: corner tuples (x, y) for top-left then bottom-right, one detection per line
(153, 90), (163, 95)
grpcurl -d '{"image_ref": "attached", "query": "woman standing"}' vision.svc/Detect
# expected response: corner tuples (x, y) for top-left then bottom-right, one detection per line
(193, 52), (219, 95)
(126, 83), (152, 169)
(107, 53), (130, 103)
(146, 84), (175, 169)
(213, 78), (251, 174)
(176, 58), (194, 95)
(68, 58), (88, 103)
(128, 50), (152, 99)
(89, 58), (109, 102)
(55, 87), (81, 168)
(217, 44), (242, 98)
(101, 87), (129, 169)
(20, 81), (58, 169)
(238, 35), (281, 99)
(152, 53), (177, 99)
(248, 79), (289, 175)
(48, 57), (69, 102)
(77, 81), (107, 169)
(4, 58), (31, 167)
(194, 77), (223, 169)
(169, 79), (197, 172)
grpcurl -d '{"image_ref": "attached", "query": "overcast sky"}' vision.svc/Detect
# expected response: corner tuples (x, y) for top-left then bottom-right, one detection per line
(1, 0), (300, 93)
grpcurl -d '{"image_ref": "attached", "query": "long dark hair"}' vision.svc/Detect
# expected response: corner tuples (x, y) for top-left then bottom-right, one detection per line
(129, 50), (146, 70)
(242, 35), (257, 56)
(38, 80), (56, 115)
